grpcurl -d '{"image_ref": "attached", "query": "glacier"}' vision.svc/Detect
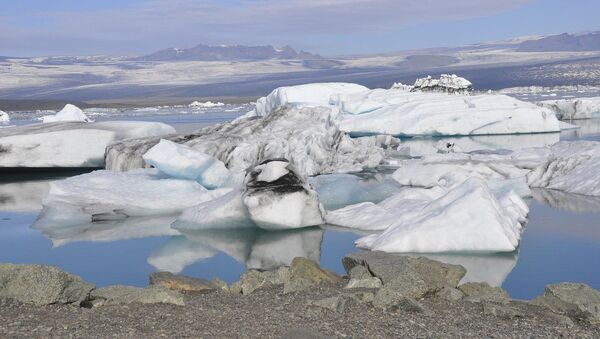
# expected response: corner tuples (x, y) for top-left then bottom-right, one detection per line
(0, 121), (175, 168)
(41, 104), (92, 123)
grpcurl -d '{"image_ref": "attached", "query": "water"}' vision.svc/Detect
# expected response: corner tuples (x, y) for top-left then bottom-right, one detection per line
(1, 110), (600, 300)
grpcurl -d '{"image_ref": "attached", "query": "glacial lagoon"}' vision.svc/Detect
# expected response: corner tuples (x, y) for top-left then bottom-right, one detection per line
(1, 108), (599, 300)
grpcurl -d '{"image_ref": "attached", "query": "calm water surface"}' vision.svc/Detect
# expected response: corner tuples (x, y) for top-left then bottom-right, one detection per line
(1, 112), (599, 300)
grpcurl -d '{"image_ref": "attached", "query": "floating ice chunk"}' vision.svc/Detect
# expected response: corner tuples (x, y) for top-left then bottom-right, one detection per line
(0, 121), (176, 168)
(41, 104), (92, 123)
(173, 189), (254, 230)
(38, 169), (232, 226)
(539, 97), (600, 120)
(412, 74), (472, 94)
(255, 160), (290, 182)
(189, 101), (225, 108)
(143, 139), (230, 188)
(247, 83), (369, 118)
(0, 110), (9, 123)
(528, 141), (600, 197)
(355, 178), (525, 253)
(243, 160), (325, 230)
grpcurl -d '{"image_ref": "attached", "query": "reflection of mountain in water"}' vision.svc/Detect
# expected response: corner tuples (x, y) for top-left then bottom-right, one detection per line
(148, 227), (324, 273)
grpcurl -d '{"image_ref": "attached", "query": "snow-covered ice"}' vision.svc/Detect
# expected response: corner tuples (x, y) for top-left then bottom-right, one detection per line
(174, 189), (254, 230)
(0, 121), (175, 168)
(538, 97), (600, 120)
(412, 74), (472, 94)
(41, 104), (92, 123)
(354, 178), (526, 253)
(143, 139), (233, 188)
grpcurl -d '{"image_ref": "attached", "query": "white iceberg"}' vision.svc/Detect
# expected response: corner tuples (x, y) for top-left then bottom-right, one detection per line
(0, 121), (175, 168)
(528, 141), (600, 197)
(174, 160), (325, 231)
(0, 110), (9, 123)
(143, 139), (233, 188)
(354, 178), (526, 253)
(245, 80), (561, 137)
(247, 82), (369, 118)
(189, 101), (225, 108)
(41, 104), (92, 123)
(106, 106), (391, 176)
(37, 169), (232, 226)
(539, 97), (600, 120)
(412, 74), (472, 94)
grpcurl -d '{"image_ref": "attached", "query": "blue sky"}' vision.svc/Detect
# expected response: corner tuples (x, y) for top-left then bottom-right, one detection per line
(1, 0), (599, 57)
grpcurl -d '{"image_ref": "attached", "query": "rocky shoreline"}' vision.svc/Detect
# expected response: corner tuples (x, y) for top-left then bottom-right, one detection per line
(1, 252), (599, 338)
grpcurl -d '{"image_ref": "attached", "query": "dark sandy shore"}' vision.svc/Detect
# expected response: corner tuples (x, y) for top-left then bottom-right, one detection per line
(1, 283), (599, 338)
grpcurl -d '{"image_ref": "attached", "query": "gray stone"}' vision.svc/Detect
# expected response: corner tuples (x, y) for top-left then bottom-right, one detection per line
(211, 278), (229, 291)
(345, 277), (382, 289)
(373, 286), (427, 313)
(237, 268), (288, 295)
(482, 303), (524, 320)
(348, 265), (372, 280)
(86, 285), (184, 307)
(435, 287), (465, 302)
(149, 272), (216, 292)
(283, 258), (341, 294)
(229, 281), (242, 294)
(343, 252), (465, 297)
(308, 295), (354, 314)
(0, 264), (94, 306)
(344, 291), (375, 304)
(458, 282), (510, 303)
(532, 283), (600, 324)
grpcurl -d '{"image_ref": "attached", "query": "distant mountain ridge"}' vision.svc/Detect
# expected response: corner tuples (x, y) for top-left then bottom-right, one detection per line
(517, 31), (600, 52)
(133, 44), (321, 62)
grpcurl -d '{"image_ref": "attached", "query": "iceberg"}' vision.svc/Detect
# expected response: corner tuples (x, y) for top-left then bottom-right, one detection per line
(41, 104), (92, 123)
(539, 97), (600, 120)
(175, 160), (325, 231)
(106, 106), (392, 176)
(527, 141), (600, 197)
(244, 79), (561, 137)
(142, 139), (235, 188)
(0, 121), (176, 168)
(246, 82), (369, 118)
(37, 169), (232, 226)
(354, 178), (526, 253)
(0, 110), (9, 123)
(189, 101), (225, 108)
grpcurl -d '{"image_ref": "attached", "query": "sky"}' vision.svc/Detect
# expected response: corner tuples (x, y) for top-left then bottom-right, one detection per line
(1, 0), (599, 57)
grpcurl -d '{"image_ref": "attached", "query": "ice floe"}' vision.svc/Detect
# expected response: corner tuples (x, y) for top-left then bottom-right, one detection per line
(41, 104), (92, 123)
(36, 169), (232, 226)
(0, 121), (175, 168)
(354, 178), (526, 253)
(538, 97), (600, 120)
(411, 74), (472, 94)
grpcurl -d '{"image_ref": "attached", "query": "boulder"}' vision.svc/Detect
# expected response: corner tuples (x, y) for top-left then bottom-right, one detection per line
(284, 257), (342, 294)
(86, 285), (184, 307)
(0, 264), (94, 306)
(237, 267), (289, 295)
(307, 295), (355, 314)
(344, 291), (375, 304)
(343, 252), (465, 297)
(149, 272), (217, 293)
(373, 287), (427, 313)
(532, 283), (600, 324)
(345, 277), (382, 289)
(458, 282), (510, 303)
(435, 287), (465, 302)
